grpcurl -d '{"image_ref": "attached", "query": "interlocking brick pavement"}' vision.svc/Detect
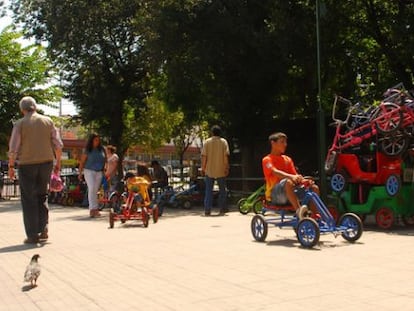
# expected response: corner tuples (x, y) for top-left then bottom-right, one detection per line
(0, 199), (414, 310)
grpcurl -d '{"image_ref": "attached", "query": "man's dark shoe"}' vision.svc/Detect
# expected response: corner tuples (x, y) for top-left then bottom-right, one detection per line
(204, 210), (211, 216)
(38, 229), (48, 240)
(24, 237), (39, 244)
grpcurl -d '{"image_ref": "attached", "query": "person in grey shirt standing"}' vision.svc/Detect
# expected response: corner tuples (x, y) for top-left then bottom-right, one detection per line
(8, 96), (63, 244)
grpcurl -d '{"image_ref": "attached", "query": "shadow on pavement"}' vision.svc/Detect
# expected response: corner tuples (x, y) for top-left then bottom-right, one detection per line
(0, 242), (46, 254)
(363, 223), (414, 236)
(21, 285), (36, 292)
(0, 200), (21, 213)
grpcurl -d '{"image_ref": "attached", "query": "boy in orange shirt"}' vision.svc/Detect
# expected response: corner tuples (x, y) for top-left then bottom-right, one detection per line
(262, 132), (319, 218)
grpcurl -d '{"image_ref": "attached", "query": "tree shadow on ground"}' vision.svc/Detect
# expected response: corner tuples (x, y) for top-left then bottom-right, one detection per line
(0, 199), (21, 213)
(363, 222), (414, 236)
(52, 204), (238, 222)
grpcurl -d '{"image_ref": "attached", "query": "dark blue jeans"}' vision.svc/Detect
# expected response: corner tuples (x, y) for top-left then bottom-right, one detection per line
(204, 175), (227, 212)
(18, 162), (53, 239)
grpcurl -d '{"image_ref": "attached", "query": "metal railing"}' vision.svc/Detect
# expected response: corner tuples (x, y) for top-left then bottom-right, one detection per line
(0, 175), (20, 200)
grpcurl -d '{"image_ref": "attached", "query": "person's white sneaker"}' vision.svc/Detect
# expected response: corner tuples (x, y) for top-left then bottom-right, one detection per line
(296, 205), (310, 220)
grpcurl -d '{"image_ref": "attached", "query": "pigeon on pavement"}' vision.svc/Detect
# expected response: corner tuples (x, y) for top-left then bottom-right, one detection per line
(24, 254), (41, 287)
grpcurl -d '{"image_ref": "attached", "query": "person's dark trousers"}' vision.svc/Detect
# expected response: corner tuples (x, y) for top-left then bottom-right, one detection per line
(18, 162), (53, 239)
(204, 176), (227, 213)
(217, 177), (227, 212)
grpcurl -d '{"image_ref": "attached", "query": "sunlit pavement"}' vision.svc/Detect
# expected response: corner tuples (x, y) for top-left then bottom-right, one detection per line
(0, 199), (414, 310)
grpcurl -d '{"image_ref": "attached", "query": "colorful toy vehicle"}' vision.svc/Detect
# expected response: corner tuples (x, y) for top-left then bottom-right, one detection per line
(48, 172), (86, 206)
(237, 185), (265, 214)
(109, 176), (158, 228)
(324, 95), (407, 171)
(333, 182), (414, 229)
(250, 181), (363, 248)
(329, 151), (402, 196)
(153, 179), (220, 211)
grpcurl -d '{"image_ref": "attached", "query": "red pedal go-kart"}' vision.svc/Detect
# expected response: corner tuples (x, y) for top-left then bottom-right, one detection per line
(109, 177), (159, 228)
(329, 152), (402, 196)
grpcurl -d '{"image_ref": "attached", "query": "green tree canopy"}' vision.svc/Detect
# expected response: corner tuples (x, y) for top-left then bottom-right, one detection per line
(12, 0), (154, 156)
(0, 27), (61, 157)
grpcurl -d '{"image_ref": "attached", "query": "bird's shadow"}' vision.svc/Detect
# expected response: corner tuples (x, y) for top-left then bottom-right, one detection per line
(21, 284), (36, 292)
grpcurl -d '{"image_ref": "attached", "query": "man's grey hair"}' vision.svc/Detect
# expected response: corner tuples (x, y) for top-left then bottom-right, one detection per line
(19, 96), (37, 112)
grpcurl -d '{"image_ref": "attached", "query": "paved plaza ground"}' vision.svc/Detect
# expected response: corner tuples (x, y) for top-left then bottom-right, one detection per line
(0, 199), (414, 310)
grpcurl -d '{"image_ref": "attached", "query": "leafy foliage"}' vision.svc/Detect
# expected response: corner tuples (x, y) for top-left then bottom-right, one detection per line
(12, 0), (153, 156)
(10, 0), (414, 169)
(0, 27), (61, 157)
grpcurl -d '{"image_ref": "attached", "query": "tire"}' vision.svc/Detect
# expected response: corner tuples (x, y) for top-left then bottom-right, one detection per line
(109, 193), (121, 213)
(67, 197), (75, 206)
(330, 173), (346, 193)
(251, 215), (268, 242)
(61, 197), (68, 206)
(402, 215), (414, 226)
(182, 200), (192, 210)
(373, 103), (402, 134)
(324, 151), (338, 175)
(296, 218), (320, 248)
(375, 207), (394, 229)
(237, 198), (250, 215)
(109, 210), (114, 229)
(152, 206), (159, 223)
(142, 210), (149, 228)
(339, 213), (363, 242)
(379, 130), (408, 156)
(253, 199), (264, 214)
(385, 174), (401, 196)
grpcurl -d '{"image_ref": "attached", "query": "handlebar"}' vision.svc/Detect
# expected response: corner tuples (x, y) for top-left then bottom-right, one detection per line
(332, 95), (353, 125)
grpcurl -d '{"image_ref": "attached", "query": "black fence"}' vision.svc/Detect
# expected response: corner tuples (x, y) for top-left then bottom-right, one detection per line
(0, 172), (20, 200)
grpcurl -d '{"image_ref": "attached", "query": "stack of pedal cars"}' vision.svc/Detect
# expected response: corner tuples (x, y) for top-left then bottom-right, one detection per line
(325, 83), (414, 229)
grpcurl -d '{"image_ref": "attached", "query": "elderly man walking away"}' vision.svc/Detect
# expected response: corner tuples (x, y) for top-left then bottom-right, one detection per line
(201, 125), (230, 216)
(8, 96), (63, 244)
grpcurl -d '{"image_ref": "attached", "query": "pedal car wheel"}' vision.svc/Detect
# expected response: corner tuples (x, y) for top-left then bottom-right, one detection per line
(374, 103), (402, 134)
(330, 173), (346, 193)
(182, 200), (192, 210)
(152, 206), (159, 223)
(402, 215), (414, 226)
(143, 210), (149, 228)
(237, 198), (249, 214)
(379, 130), (408, 156)
(67, 197), (75, 206)
(385, 174), (400, 196)
(375, 207), (394, 229)
(297, 218), (320, 248)
(109, 210), (115, 229)
(109, 193), (121, 212)
(251, 215), (268, 242)
(339, 213), (363, 242)
(253, 199), (263, 214)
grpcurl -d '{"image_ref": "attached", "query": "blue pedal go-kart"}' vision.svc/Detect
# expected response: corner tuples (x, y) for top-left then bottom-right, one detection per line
(250, 181), (363, 248)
